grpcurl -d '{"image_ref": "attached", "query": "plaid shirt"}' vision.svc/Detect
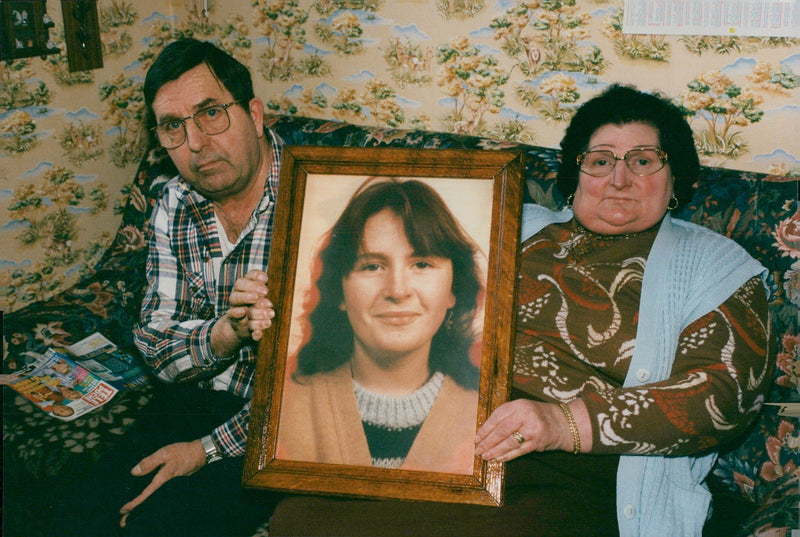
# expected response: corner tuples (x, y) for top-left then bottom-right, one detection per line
(133, 131), (282, 457)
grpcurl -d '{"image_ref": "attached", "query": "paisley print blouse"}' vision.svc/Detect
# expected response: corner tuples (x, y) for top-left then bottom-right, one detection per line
(513, 219), (770, 456)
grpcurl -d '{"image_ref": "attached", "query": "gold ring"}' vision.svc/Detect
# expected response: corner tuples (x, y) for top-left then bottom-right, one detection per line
(512, 430), (525, 444)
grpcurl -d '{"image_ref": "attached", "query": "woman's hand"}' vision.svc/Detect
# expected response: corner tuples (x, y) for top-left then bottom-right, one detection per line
(474, 399), (592, 462)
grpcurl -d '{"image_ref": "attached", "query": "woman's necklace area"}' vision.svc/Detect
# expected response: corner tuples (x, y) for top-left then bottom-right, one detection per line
(567, 218), (657, 259)
(574, 219), (650, 240)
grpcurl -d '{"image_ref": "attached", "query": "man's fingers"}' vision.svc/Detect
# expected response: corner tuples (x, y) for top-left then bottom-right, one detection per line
(231, 274), (269, 304)
(118, 441), (207, 528)
(120, 449), (171, 518)
(131, 446), (169, 476)
(120, 467), (171, 516)
(248, 298), (274, 318)
(243, 269), (268, 282)
(228, 306), (247, 319)
(226, 298), (275, 341)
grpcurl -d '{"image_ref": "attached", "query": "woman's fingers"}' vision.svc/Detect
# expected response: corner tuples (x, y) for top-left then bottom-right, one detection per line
(474, 400), (566, 462)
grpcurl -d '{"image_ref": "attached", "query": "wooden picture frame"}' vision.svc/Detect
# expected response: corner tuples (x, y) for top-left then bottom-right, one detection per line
(242, 145), (524, 506)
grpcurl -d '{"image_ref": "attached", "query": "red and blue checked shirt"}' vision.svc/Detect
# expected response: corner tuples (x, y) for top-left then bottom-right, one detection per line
(133, 131), (283, 457)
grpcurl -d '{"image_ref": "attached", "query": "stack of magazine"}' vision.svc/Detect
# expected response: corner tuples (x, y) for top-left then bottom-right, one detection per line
(3, 333), (148, 421)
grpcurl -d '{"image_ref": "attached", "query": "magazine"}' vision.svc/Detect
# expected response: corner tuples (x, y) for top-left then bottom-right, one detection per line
(3, 348), (118, 421)
(62, 332), (149, 390)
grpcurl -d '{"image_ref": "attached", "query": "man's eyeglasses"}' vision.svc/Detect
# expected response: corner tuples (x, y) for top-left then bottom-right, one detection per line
(577, 147), (668, 177)
(153, 101), (240, 149)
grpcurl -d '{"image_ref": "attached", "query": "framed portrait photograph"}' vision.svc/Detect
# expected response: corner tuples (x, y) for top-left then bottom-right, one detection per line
(242, 145), (524, 506)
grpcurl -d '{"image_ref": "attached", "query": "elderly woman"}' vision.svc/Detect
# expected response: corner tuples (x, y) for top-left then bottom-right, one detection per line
(276, 177), (484, 474)
(269, 85), (770, 537)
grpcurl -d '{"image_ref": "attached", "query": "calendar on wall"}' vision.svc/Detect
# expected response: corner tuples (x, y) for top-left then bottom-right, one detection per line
(623, 0), (800, 37)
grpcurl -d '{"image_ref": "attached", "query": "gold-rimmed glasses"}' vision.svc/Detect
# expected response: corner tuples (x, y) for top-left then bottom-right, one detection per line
(577, 147), (668, 177)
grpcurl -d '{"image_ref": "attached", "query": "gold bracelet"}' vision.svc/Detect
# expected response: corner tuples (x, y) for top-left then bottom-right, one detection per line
(559, 402), (581, 455)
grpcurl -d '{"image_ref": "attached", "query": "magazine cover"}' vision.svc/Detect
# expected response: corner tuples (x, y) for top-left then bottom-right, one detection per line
(63, 332), (149, 390)
(2, 348), (118, 421)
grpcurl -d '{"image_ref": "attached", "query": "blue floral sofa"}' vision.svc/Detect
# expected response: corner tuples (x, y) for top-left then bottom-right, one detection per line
(3, 115), (799, 537)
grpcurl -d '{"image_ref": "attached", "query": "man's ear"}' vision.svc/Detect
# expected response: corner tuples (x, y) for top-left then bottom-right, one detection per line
(249, 97), (265, 138)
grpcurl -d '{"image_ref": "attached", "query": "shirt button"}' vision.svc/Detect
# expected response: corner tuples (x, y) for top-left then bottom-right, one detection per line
(636, 369), (650, 382)
(623, 504), (636, 519)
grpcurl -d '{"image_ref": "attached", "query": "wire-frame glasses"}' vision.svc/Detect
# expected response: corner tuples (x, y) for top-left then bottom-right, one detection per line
(577, 147), (668, 177)
(153, 101), (240, 149)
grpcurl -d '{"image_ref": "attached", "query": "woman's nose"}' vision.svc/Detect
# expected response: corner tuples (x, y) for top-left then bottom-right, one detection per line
(385, 268), (410, 299)
(609, 161), (633, 188)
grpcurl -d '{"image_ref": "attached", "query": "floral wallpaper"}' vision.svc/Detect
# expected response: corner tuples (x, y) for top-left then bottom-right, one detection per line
(1, 0), (799, 313)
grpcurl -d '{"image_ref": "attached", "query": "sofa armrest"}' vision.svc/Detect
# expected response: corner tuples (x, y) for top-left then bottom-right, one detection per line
(3, 248), (148, 361)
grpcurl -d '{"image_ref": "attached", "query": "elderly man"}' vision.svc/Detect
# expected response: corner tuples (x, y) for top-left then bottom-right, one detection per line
(56, 38), (282, 537)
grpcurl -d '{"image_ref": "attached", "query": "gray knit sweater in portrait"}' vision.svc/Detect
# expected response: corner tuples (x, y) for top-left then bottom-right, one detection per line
(353, 371), (445, 468)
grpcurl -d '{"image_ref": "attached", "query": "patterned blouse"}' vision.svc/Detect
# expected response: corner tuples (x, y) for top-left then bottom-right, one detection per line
(513, 218), (770, 456)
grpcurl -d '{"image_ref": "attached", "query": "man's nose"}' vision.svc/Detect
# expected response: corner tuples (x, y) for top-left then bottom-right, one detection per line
(185, 120), (209, 152)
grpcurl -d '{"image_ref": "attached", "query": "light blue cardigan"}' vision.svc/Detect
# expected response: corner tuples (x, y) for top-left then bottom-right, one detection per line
(521, 204), (768, 537)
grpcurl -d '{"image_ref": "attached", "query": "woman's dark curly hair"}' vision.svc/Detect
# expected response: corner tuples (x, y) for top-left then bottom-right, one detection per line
(556, 84), (699, 211)
(294, 178), (483, 390)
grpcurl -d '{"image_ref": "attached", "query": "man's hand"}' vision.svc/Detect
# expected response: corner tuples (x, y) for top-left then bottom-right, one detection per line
(119, 440), (206, 528)
(211, 269), (275, 357)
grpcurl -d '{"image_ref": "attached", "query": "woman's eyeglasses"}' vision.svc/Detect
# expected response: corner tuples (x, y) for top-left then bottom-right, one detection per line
(577, 147), (668, 177)
(153, 101), (240, 149)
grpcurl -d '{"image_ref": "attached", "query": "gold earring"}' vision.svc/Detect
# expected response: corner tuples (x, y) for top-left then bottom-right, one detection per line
(567, 194), (574, 207)
(667, 195), (678, 211)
